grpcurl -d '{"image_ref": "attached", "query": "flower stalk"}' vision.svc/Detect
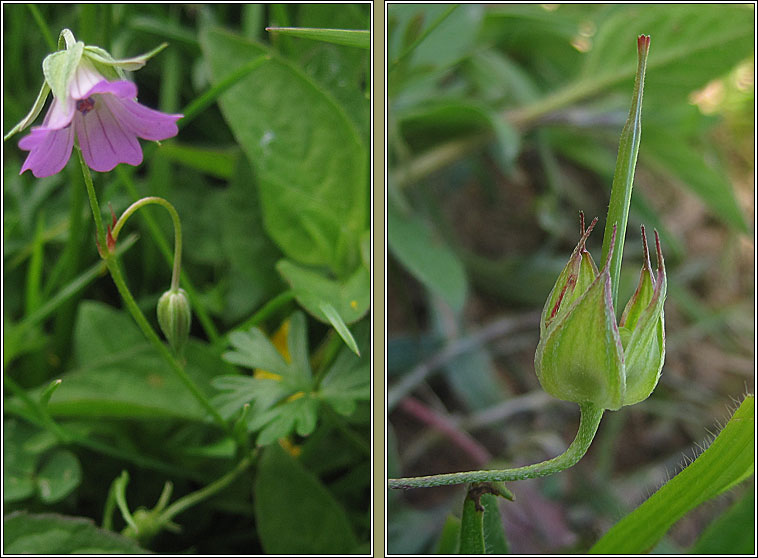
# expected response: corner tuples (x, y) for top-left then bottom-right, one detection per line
(388, 403), (603, 489)
(77, 153), (228, 433)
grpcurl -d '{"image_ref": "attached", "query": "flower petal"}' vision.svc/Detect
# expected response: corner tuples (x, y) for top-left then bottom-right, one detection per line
(42, 94), (76, 130)
(103, 95), (182, 141)
(85, 79), (138, 100)
(75, 97), (142, 172)
(19, 125), (75, 178)
(69, 58), (108, 100)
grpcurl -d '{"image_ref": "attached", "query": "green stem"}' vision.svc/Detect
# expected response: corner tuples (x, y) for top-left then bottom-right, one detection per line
(600, 35), (650, 308)
(77, 154), (229, 433)
(388, 402), (603, 489)
(115, 166), (220, 343)
(111, 197), (182, 291)
(77, 148), (107, 254)
(104, 257), (227, 430)
(3, 373), (69, 442)
(157, 453), (255, 524)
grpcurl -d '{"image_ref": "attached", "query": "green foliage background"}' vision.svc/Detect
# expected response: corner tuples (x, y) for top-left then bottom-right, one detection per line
(387, 4), (753, 554)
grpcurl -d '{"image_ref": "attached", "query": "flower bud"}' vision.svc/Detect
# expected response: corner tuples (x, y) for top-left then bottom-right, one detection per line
(534, 216), (666, 410)
(157, 288), (191, 355)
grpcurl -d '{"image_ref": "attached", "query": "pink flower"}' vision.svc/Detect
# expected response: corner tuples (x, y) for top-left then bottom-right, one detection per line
(19, 59), (182, 178)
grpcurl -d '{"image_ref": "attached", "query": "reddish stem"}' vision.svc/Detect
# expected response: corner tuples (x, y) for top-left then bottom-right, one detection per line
(399, 397), (492, 467)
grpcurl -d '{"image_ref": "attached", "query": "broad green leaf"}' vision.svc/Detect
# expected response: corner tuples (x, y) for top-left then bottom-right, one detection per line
(387, 199), (467, 313)
(254, 443), (358, 554)
(3, 511), (149, 554)
(3, 319), (48, 368)
(689, 490), (754, 554)
(17, 343), (226, 421)
(4, 421), (40, 503)
(590, 395), (754, 554)
(72, 301), (144, 366)
(219, 158), (284, 323)
(201, 27), (367, 275)
(5, 302), (233, 421)
(289, 4), (370, 136)
(266, 27), (369, 49)
(276, 258), (370, 325)
(36, 449), (82, 504)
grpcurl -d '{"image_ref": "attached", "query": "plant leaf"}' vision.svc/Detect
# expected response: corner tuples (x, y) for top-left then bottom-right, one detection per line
(387, 198), (467, 313)
(319, 302), (360, 356)
(689, 490), (755, 554)
(276, 258), (370, 325)
(35, 449), (82, 504)
(266, 27), (369, 49)
(254, 443), (358, 554)
(3, 511), (149, 554)
(201, 27), (367, 275)
(590, 395), (754, 554)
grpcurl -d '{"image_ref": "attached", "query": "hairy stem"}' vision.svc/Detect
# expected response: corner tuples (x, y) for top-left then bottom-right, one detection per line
(388, 402), (603, 489)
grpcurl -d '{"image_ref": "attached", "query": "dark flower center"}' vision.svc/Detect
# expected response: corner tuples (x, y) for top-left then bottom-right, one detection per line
(76, 97), (95, 115)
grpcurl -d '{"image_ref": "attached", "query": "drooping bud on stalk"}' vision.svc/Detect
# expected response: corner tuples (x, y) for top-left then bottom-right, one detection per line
(157, 288), (191, 356)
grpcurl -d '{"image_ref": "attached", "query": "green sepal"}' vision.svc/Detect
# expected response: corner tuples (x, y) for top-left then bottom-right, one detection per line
(42, 40), (84, 110)
(4, 80), (51, 140)
(157, 288), (192, 356)
(620, 230), (666, 405)
(619, 226), (656, 337)
(83, 43), (168, 81)
(535, 226), (625, 411)
(536, 265), (625, 410)
(540, 214), (599, 336)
